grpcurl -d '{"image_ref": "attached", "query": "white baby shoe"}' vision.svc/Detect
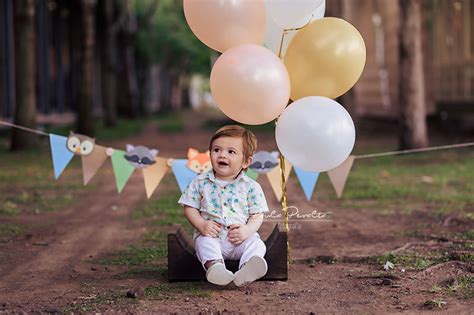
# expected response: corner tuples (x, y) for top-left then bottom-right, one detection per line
(206, 262), (234, 286)
(233, 256), (268, 287)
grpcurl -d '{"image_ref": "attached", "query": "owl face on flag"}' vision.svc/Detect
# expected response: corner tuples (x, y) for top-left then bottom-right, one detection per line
(66, 132), (95, 156)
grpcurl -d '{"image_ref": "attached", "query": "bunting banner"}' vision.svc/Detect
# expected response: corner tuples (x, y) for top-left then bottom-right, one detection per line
(171, 159), (198, 192)
(327, 155), (355, 198)
(111, 150), (135, 193)
(3, 121), (471, 204)
(293, 166), (320, 201)
(81, 145), (109, 185)
(266, 158), (292, 201)
(246, 168), (259, 180)
(142, 157), (169, 198)
(49, 134), (75, 179)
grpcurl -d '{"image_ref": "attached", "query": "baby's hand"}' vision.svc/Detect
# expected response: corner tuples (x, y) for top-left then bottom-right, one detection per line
(198, 221), (222, 238)
(227, 224), (250, 245)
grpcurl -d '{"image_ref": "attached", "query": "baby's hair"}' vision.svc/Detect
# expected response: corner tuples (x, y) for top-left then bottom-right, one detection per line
(209, 125), (257, 166)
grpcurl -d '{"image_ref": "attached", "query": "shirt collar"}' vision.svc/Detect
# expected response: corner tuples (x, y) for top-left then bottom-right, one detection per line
(199, 169), (251, 183)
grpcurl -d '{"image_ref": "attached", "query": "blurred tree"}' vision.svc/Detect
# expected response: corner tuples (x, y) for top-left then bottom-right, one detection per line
(98, 0), (118, 127)
(324, 0), (359, 125)
(135, 0), (213, 111)
(398, 0), (428, 149)
(77, 0), (96, 136)
(11, 0), (37, 150)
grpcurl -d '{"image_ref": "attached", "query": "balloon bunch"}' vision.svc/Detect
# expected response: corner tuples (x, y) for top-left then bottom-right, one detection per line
(183, 0), (366, 173)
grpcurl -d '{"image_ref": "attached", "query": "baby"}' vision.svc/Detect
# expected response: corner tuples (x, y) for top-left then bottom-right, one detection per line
(178, 125), (269, 286)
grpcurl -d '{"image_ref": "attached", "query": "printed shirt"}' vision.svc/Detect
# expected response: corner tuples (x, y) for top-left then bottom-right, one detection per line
(178, 169), (269, 240)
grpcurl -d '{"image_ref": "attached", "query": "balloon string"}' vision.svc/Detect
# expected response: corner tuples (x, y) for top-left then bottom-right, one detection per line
(275, 11), (315, 271)
(0, 120), (49, 136)
(276, 33), (292, 269)
(278, 13), (314, 58)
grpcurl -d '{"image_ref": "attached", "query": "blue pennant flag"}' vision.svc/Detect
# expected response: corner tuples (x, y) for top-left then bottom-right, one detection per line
(294, 166), (320, 201)
(172, 159), (198, 192)
(49, 134), (75, 179)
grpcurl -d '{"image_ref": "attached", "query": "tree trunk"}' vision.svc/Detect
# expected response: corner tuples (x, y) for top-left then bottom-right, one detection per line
(99, 0), (118, 127)
(77, 0), (96, 136)
(11, 0), (37, 151)
(116, 2), (139, 118)
(398, 0), (428, 149)
(325, 0), (359, 124)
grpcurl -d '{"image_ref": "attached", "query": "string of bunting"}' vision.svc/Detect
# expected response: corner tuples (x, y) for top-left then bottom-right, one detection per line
(1, 120), (472, 202)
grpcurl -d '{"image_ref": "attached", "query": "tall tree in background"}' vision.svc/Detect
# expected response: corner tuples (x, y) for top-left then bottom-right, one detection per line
(98, 0), (118, 127)
(398, 0), (428, 149)
(11, 0), (37, 151)
(324, 0), (359, 124)
(77, 0), (96, 136)
(135, 0), (212, 111)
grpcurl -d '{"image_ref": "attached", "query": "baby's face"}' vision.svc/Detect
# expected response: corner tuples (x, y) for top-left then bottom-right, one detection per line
(210, 136), (250, 181)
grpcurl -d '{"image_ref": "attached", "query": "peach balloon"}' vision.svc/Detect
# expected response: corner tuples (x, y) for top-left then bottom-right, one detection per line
(210, 44), (290, 125)
(183, 0), (266, 53)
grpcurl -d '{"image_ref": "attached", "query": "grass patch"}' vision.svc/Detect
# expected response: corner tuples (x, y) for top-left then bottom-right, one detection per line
(132, 191), (194, 235)
(62, 290), (138, 313)
(372, 251), (451, 271)
(0, 223), (26, 241)
(145, 283), (211, 299)
(455, 229), (474, 241)
(0, 147), (89, 216)
(423, 299), (447, 309)
(156, 112), (184, 133)
(113, 265), (167, 280)
(323, 149), (474, 215)
(201, 117), (275, 133)
(44, 117), (151, 141)
(445, 276), (474, 299)
(94, 244), (167, 266)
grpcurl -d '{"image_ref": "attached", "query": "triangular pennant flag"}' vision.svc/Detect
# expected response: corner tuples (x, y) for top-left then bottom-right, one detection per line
(266, 158), (292, 201)
(327, 155), (355, 198)
(171, 159), (198, 192)
(142, 157), (169, 198)
(111, 150), (135, 193)
(49, 134), (75, 179)
(246, 168), (259, 181)
(294, 166), (320, 201)
(81, 145), (109, 185)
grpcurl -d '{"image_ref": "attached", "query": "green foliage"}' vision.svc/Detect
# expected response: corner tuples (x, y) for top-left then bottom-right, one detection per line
(423, 299), (447, 308)
(94, 244), (167, 266)
(0, 147), (87, 216)
(145, 283), (210, 299)
(135, 0), (213, 74)
(329, 150), (474, 216)
(373, 252), (450, 271)
(0, 223), (26, 241)
(44, 117), (152, 141)
(156, 112), (184, 133)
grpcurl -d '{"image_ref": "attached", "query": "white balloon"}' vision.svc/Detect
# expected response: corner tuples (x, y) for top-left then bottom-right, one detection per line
(275, 96), (355, 172)
(266, 0), (324, 29)
(264, 0), (325, 58)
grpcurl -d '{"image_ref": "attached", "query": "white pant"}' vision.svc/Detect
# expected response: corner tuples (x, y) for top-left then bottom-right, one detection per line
(195, 232), (266, 270)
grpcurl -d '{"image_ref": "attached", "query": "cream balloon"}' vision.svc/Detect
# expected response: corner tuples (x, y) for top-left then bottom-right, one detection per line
(285, 17), (366, 100)
(210, 44), (290, 125)
(264, 0), (326, 58)
(183, 0), (266, 53)
(267, 0), (324, 29)
(275, 96), (355, 172)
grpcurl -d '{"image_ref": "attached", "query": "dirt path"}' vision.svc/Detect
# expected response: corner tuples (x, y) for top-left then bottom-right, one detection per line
(0, 117), (472, 313)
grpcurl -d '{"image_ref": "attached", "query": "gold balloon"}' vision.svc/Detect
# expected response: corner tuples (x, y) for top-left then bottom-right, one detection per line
(285, 17), (366, 100)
